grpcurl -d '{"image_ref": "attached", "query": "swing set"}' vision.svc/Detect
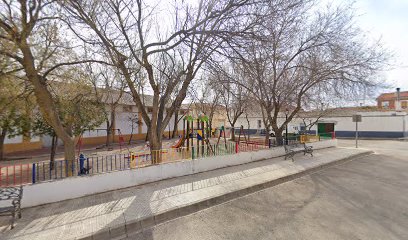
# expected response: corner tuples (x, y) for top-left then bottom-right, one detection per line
(235, 125), (270, 151)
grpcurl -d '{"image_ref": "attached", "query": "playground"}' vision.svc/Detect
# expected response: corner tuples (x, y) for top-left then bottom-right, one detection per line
(79, 115), (269, 163)
(0, 115), (274, 187)
(0, 114), (333, 187)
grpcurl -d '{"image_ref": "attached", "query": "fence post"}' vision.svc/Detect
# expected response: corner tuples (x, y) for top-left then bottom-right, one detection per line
(129, 152), (135, 169)
(235, 142), (239, 153)
(32, 163), (36, 184)
(192, 146), (195, 159)
(127, 153), (130, 168)
(72, 160), (75, 176)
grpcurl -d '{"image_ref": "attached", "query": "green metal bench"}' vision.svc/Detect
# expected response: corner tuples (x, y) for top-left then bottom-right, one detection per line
(284, 143), (313, 161)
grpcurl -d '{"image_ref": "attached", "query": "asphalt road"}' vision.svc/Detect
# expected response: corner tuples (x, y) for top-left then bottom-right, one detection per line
(127, 139), (408, 240)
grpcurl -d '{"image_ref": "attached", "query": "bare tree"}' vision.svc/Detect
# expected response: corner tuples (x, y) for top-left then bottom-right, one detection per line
(217, 66), (248, 141)
(127, 113), (141, 144)
(191, 75), (222, 133)
(172, 101), (191, 139)
(228, 1), (389, 144)
(296, 100), (336, 134)
(32, 79), (105, 168)
(0, 1), (107, 169)
(88, 64), (128, 147)
(61, 0), (254, 162)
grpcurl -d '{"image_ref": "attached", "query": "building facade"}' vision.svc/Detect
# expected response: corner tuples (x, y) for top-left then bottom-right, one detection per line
(182, 103), (227, 129)
(377, 88), (408, 110)
(235, 107), (408, 139)
(3, 92), (185, 154)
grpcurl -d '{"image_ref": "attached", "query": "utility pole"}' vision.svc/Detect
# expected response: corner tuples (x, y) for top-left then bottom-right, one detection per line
(285, 109), (289, 145)
(355, 120), (358, 148)
(352, 114), (362, 148)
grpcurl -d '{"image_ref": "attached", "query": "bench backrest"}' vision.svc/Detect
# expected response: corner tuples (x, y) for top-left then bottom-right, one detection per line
(284, 143), (309, 151)
(284, 143), (300, 149)
(0, 186), (23, 201)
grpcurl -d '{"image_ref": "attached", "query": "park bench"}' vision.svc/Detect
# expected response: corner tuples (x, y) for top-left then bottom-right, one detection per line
(0, 186), (23, 229)
(284, 143), (313, 161)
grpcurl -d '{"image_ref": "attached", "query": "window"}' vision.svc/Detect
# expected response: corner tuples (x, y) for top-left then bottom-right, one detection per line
(381, 101), (389, 108)
(257, 120), (262, 129)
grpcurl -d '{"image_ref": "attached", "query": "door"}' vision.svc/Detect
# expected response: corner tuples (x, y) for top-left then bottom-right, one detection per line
(318, 123), (335, 134)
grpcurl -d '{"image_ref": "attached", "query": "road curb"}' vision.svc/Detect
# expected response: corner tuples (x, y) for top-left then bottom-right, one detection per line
(83, 150), (373, 240)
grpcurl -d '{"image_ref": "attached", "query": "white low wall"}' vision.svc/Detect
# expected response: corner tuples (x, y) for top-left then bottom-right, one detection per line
(22, 139), (337, 208)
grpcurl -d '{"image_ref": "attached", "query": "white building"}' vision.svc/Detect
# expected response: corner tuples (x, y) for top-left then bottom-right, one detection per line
(4, 92), (185, 154)
(235, 107), (408, 139)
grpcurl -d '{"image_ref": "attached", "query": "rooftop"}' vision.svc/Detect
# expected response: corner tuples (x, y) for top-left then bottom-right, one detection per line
(377, 91), (408, 101)
(298, 106), (408, 118)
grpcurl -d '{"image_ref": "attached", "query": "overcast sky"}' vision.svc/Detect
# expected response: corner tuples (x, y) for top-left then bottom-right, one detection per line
(354, 0), (408, 92)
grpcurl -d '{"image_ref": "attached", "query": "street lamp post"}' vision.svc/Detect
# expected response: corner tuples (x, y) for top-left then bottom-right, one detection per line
(285, 109), (289, 145)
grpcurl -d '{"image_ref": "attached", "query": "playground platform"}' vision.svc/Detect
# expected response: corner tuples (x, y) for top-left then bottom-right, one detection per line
(0, 147), (371, 240)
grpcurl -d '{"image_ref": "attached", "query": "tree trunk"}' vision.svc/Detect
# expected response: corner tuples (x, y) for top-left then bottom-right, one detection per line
(128, 122), (134, 145)
(209, 121), (213, 137)
(148, 127), (163, 164)
(111, 110), (116, 144)
(0, 128), (7, 161)
(245, 117), (250, 142)
(19, 41), (76, 174)
(106, 109), (116, 147)
(106, 120), (111, 147)
(171, 124), (179, 138)
(273, 127), (284, 146)
(230, 126), (235, 141)
(264, 126), (270, 146)
(64, 140), (76, 176)
(50, 133), (58, 170)
(172, 111), (179, 138)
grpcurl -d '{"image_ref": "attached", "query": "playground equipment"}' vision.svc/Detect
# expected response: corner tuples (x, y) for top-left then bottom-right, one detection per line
(236, 125), (249, 144)
(216, 126), (228, 149)
(172, 115), (217, 155)
(236, 125), (268, 146)
(171, 137), (185, 149)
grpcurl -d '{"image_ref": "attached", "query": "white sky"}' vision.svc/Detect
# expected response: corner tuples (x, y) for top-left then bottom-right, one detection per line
(73, 0), (408, 105)
(354, 0), (408, 91)
(316, 0), (408, 106)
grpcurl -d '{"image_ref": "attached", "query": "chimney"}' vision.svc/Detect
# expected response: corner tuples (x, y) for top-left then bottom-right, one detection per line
(395, 88), (401, 110)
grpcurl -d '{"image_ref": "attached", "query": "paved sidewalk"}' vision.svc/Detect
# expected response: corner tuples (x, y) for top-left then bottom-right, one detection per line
(0, 147), (371, 240)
